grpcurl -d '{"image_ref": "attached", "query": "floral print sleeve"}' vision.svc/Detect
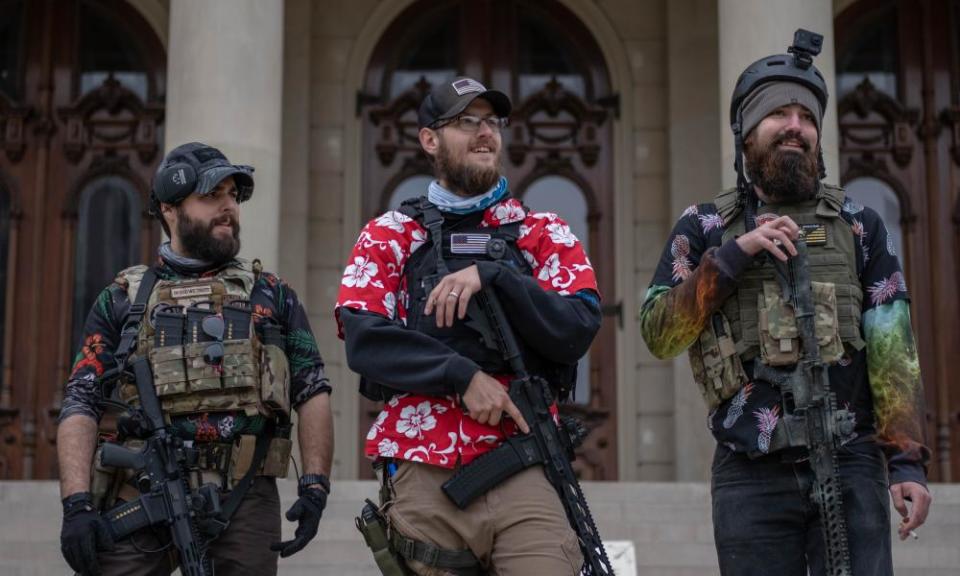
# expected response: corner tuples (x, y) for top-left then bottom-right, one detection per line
(512, 209), (598, 296)
(640, 204), (744, 359)
(60, 284), (127, 422)
(850, 202), (929, 474)
(335, 210), (425, 333)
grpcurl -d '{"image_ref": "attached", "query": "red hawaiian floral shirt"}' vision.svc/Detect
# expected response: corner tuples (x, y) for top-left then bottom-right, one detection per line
(335, 198), (598, 468)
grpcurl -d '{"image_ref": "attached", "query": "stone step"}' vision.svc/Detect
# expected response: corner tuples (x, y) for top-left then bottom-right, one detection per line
(2, 481), (957, 575)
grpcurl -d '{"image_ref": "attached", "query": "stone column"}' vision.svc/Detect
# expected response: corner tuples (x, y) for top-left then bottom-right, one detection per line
(718, 0), (839, 188)
(164, 0), (284, 270)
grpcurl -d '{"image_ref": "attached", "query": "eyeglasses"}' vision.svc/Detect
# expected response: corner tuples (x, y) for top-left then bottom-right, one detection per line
(432, 114), (509, 133)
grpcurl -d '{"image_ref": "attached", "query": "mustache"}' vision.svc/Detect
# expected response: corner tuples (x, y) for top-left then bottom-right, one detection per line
(209, 214), (238, 230)
(772, 131), (811, 153)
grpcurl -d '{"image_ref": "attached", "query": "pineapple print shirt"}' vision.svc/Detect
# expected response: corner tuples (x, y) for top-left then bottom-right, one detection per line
(641, 194), (929, 486)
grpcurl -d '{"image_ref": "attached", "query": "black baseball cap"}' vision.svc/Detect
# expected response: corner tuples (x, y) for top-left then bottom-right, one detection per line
(417, 77), (512, 129)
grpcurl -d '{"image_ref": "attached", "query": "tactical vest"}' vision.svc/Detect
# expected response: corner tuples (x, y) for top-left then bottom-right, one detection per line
(688, 185), (865, 409)
(116, 260), (291, 420)
(360, 197), (577, 400)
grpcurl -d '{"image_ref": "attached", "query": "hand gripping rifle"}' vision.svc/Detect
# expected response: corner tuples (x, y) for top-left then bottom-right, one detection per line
(753, 238), (856, 576)
(97, 360), (219, 576)
(441, 287), (614, 576)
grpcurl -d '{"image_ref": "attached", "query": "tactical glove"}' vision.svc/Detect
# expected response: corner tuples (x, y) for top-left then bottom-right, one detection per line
(270, 485), (327, 558)
(60, 492), (115, 575)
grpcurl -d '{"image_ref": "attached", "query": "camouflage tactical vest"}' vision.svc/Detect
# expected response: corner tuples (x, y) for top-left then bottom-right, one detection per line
(116, 260), (291, 420)
(688, 184), (865, 409)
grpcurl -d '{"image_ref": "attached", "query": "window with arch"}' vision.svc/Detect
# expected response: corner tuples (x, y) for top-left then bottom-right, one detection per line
(521, 176), (592, 403)
(78, 0), (156, 100)
(844, 177), (905, 265)
(360, 0), (618, 479)
(71, 176), (141, 353)
(836, 0), (898, 100)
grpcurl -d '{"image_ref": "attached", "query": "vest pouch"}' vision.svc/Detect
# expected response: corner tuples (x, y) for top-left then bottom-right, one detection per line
(222, 340), (259, 390)
(758, 282), (801, 366)
(184, 342), (222, 392)
(259, 343), (290, 417)
(262, 437), (292, 478)
(149, 345), (188, 397)
(90, 443), (121, 510)
(811, 281), (844, 364)
(759, 280), (844, 366)
(688, 312), (748, 410)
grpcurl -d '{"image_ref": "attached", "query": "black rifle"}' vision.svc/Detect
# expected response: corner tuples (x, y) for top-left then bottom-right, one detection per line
(442, 287), (614, 576)
(753, 238), (855, 576)
(97, 360), (219, 576)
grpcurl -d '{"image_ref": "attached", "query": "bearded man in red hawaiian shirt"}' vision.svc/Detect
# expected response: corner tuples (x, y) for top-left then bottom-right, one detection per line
(336, 77), (602, 575)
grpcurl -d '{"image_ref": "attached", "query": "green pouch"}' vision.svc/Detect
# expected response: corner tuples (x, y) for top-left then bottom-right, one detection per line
(184, 342), (222, 392)
(759, 280), (843, 366)
(688, 312), (748, 410)
(222, 340), (259, 390)
(259, 344), (290, 417)
(149, 345), (188, 397)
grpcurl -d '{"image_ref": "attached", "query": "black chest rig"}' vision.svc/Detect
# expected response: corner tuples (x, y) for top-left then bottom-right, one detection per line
(400, 197), (534, 375)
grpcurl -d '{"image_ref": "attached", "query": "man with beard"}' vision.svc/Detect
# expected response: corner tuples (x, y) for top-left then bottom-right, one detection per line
(57, 142), (334, 575)
(336, 78), (601, 574)
(640, 34), (930, 575)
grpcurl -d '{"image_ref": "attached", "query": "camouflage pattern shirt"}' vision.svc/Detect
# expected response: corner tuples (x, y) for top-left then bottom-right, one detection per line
(641, 195), (929, 485)
(60, 257), (332, 441)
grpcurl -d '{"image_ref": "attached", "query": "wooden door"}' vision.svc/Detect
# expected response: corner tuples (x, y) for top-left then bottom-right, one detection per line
(356, 0), (620, 479)
(836, 0), (960, 480)
(0, 0), (164, 479)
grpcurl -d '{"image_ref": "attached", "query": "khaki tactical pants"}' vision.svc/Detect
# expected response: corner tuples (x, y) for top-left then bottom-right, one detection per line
(387, 461), (583, 575)
(96, 477), (281, 576)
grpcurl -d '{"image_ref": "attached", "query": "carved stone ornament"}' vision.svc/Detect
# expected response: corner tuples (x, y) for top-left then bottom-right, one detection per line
(508, 77), (608, 168)
(838, 77), (918, 168)
(0, 93), (31, 163)
(368, 77), (432, 168)
(57, 76), (164, 164)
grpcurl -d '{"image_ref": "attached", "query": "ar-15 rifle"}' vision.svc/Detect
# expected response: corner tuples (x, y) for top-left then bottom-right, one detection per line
(96, 359), (220, 576)
(441, 286), (614, 576)
(754, 237), (856, 576)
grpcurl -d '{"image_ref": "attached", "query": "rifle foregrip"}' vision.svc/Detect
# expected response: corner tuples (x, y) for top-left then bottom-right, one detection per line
(442, 435), (542, 509)
(100, 442), (145, 470)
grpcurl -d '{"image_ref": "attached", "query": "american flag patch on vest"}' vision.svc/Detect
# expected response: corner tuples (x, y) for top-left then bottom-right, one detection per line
(801, 223), (827, 246)
(450, 233), (491, 254)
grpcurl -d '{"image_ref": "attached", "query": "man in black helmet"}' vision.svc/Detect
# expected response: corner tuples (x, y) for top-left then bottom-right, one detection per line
(641, 32), (931, 575)
(57, 142), (334, 575)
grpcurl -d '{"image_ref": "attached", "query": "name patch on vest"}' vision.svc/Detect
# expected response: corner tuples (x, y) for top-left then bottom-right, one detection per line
(450, 233), (491, 255)
(170, 285), (214, 299)
(801, 224), (827, 246)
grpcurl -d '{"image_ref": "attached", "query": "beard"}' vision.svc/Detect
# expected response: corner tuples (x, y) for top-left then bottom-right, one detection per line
(435, 138), (502, 197)
(745, 130), (820, 203)
(176, 207), (241, 264)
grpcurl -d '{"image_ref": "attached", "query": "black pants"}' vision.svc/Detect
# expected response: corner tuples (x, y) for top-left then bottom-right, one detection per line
(97, 477), (281, 576)
(711, 442), (893, 576)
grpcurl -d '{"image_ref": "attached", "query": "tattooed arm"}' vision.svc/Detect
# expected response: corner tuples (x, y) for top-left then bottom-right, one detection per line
(640, 205), (749, 359)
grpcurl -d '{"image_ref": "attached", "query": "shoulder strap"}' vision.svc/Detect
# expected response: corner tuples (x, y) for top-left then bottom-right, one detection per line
(114, 267), (159, 370)
(418, 197), (449, 275)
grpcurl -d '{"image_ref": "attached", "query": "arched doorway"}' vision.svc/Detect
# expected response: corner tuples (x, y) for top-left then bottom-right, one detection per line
(0, 0), (164, 479)
(357, 0), (619, 480)
(836, 0), (960, 480)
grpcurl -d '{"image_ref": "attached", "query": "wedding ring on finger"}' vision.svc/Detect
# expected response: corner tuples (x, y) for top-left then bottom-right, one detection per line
(447, 291), (460, 299)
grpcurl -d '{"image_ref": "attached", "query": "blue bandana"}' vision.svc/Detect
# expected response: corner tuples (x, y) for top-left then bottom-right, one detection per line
(428, 177), (508, 214)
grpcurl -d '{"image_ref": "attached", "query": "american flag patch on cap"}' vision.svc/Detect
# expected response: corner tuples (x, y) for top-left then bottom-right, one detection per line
(450, 233), (491, 254)
(452, 78), (485, 96)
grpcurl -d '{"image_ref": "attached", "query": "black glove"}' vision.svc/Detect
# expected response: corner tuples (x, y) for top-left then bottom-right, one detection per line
(270, 485), (327, 558)
(60, 492), (115, 575)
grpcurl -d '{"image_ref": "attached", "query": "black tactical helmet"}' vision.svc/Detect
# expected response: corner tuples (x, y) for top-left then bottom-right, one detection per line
(730, 29), (829, 196)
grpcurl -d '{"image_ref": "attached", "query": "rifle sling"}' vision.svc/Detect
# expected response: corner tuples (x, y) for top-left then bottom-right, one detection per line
(204, 426), (273, 539)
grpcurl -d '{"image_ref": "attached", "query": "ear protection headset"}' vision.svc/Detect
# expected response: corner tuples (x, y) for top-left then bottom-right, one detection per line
(153, 153), (200, 205)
